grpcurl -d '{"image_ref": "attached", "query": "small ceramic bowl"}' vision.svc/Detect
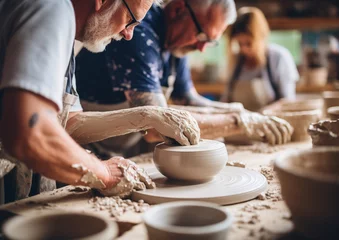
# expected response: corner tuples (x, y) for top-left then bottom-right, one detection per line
(153, 139), (228, 182)
(2, 212), (118, 240)
(275, 147), (339, 239)
(327, 106), (339, 120)
(143, 201), (233, 240)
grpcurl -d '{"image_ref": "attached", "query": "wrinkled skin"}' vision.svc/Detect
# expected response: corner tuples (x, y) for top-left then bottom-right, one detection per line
(237, 111), (294, 145)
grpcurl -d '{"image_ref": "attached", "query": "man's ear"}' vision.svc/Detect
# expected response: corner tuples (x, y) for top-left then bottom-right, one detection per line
(168, 0), (186, 19)
(95, 0), (104, 11)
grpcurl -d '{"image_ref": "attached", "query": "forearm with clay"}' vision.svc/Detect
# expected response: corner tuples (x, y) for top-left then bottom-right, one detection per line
(0, 89), (117, 189)
(190, 112), (243, 139)
(66, 106), (200, 146)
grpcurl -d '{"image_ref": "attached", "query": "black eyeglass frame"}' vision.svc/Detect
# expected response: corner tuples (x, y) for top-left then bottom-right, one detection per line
(122, 0), (141, 30)
(184, 1), (219, 47)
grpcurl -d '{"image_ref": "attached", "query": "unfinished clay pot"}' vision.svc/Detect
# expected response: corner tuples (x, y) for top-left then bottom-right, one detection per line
(2, 212), (118, 240)
(153, 140), (228, 182)
(143, 201), (233, 240)
(275, 148), (339, 239)
(327, 106), (339, 120)
(323, 91), (339, 116)
(278, 98), (323, 112)
(308, 120), (339, 146)
(263, 108), (322, 142)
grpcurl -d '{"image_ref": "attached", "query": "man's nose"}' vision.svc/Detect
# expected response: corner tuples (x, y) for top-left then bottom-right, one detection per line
(121, 28), (134, 41)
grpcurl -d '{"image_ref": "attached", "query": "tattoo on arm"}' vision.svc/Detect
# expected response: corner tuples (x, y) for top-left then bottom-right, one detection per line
(28, 113), (39, 128)
(125, 91), (168, 107)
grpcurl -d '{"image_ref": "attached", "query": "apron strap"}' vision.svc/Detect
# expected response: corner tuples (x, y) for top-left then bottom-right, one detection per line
(266, 54), (281, 101)
(227, 56), (245, 102)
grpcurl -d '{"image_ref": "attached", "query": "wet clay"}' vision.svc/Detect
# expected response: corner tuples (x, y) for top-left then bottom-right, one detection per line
(98, 163), (155, 198)
(308, 120), (339, 146)
(66, 106), (200, 146)
(72, 163), (106, 189)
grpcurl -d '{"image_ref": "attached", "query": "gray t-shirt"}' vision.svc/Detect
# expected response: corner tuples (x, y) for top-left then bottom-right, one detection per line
(0, 0), (82, 112)
(232, 43), (299, 101)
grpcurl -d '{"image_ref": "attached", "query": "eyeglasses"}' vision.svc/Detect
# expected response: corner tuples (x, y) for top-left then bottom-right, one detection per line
(122, 0), (141, 30)
(184, 1), (218, 47)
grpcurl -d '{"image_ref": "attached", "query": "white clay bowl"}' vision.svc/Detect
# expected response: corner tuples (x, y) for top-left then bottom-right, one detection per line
(143, 201), (233, 240)
(153, 139), (228, 182)
(275, 147), (339, 239)
(2, 212), (118, 240)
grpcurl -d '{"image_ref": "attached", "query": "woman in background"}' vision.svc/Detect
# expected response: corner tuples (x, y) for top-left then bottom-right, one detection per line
(221, 7), (299, 112)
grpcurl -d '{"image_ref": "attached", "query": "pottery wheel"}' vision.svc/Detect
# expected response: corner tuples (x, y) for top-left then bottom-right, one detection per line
(132, 167), (267, 205)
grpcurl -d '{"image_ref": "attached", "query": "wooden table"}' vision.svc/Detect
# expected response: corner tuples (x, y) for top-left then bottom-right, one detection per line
(0, 142), (312, 240)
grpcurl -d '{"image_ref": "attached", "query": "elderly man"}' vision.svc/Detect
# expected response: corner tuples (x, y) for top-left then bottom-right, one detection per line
(0, 0), (200, 203)
(75, 0), (293, 157)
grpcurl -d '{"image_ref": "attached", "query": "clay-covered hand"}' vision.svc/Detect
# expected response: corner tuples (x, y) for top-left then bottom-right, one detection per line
(237, 111), (294, 145)
(100, 157), (155, 198)
(147, 107), (200, 146)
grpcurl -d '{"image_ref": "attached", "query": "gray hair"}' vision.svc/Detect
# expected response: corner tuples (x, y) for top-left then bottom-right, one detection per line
(186, 0), (237, 24)
(105, 0), (163, 14)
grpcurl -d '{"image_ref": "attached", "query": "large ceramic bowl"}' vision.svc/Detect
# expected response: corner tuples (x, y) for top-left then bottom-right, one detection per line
(153, 140), (228, 182)
(274, 148), (339, 239)
(143, 201), (233, 240)
(2, 212), (118, 240)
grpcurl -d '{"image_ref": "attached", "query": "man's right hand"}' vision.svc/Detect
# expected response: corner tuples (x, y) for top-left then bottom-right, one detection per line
(237, 111), (294, 145)
(100, 157), (155, 197)
(146, 107), (201, 146)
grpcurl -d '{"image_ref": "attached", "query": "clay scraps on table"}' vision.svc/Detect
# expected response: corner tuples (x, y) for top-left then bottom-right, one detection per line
(227, 143), (285, 155)
(89, 196), (150, 219)
(260, 167), (275, 182)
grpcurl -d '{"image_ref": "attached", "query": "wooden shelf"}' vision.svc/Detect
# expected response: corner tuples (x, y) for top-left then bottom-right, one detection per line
(195, 82), (225, 95)
(267, 18), (339, 30)
(194, 82), (336, 96)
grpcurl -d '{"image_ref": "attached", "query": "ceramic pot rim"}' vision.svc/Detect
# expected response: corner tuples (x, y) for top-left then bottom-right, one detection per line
(2, 211), (118, 240)
(143, 201), (233, 235)
(322, 91), (339, 98)
(274, 147), (339, 184)
(263, 109), (322, 117)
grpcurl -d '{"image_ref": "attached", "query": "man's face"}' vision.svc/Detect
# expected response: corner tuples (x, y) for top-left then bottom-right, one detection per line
(83, 0), (153, 53)
(165, 2), (228, 57)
